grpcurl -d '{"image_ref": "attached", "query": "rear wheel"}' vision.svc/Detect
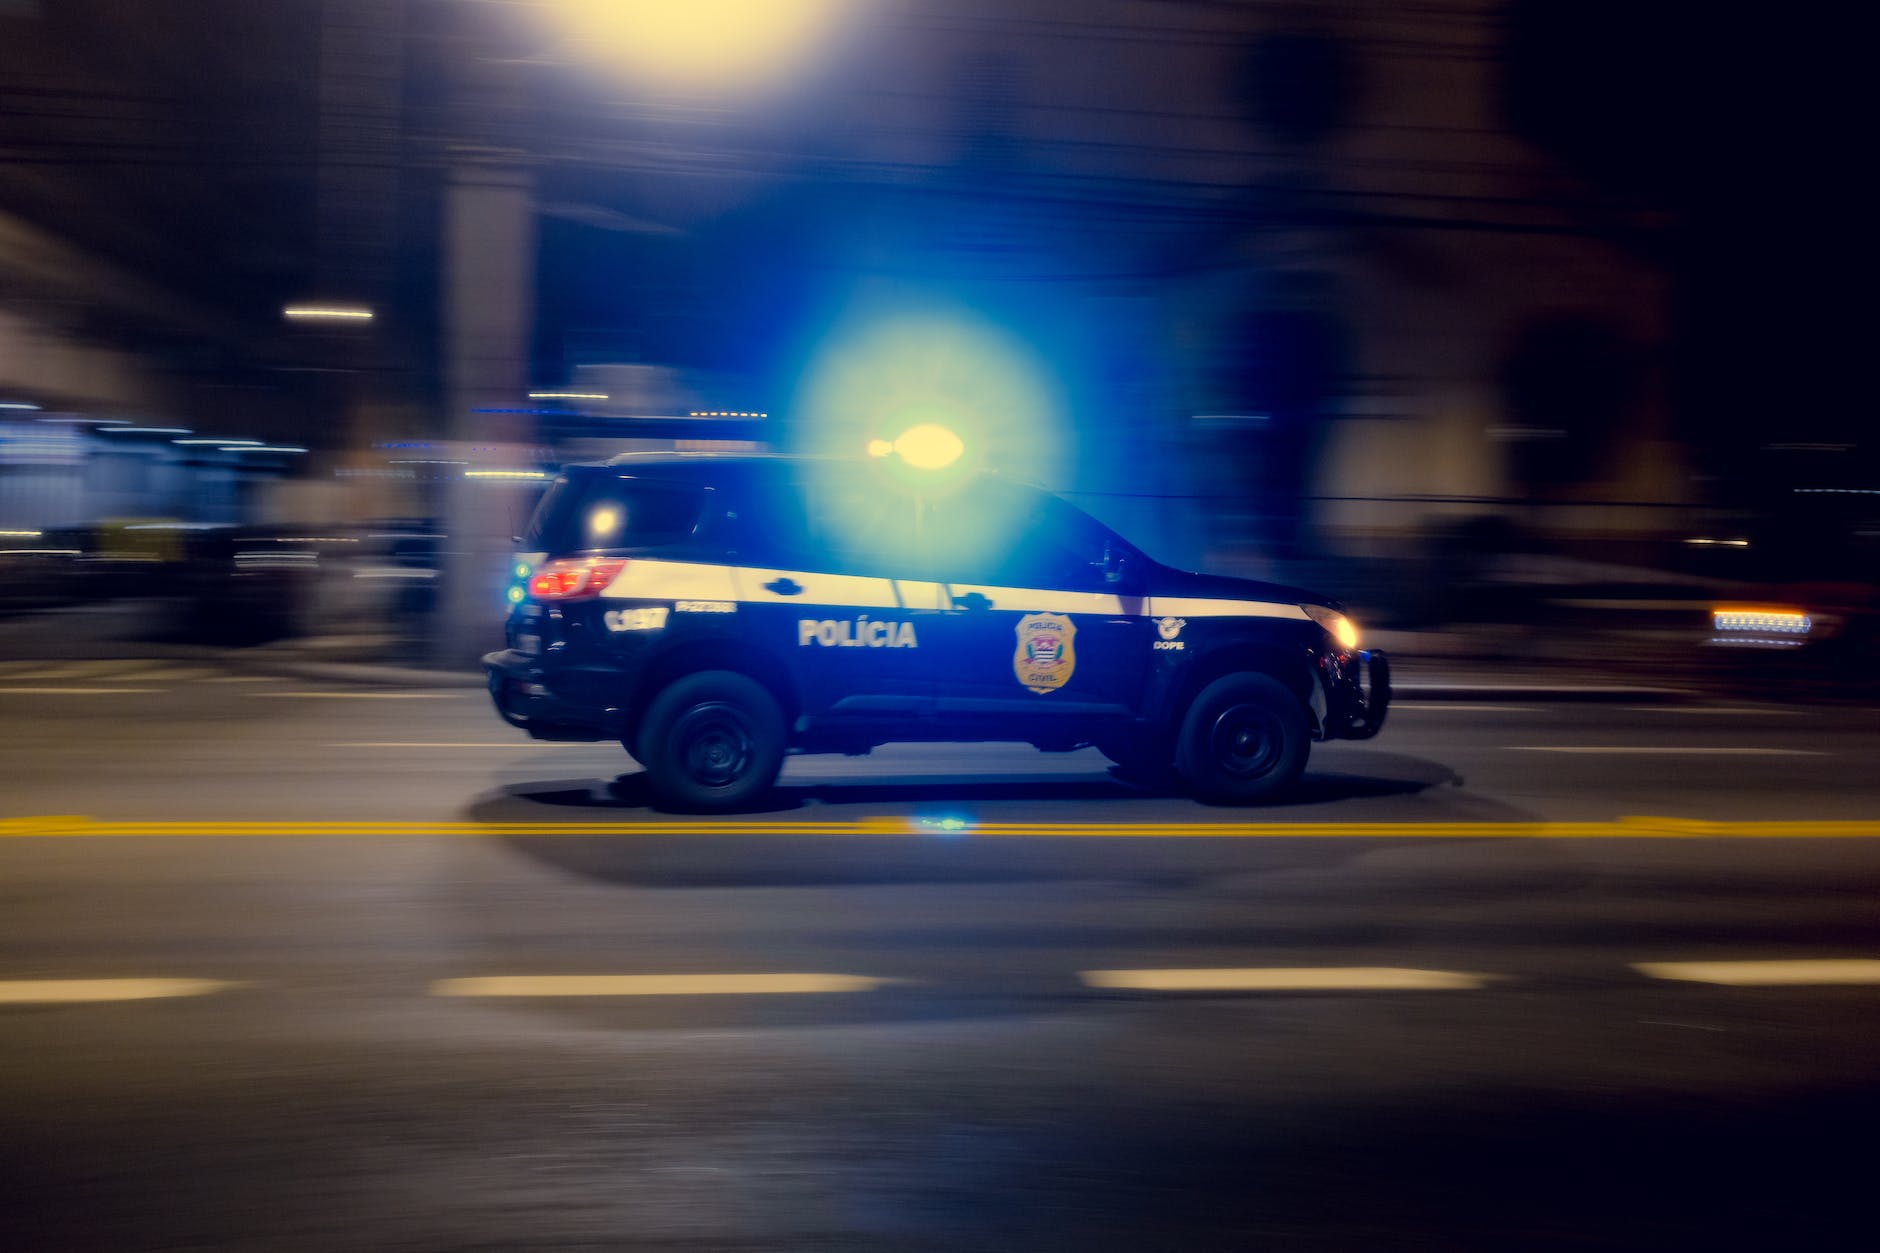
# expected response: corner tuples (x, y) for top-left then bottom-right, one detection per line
(1175, 673), (1310, 804)
(634, 671), (786, 812)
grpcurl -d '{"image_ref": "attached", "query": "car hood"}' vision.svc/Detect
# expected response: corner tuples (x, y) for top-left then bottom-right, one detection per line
(1141, 563), (1337, 610)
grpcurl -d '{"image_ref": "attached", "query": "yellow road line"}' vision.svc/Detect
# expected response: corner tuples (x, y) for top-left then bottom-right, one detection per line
(1082, 967), (1486, 992)
(4, 816), (1880, 839)
(251, 691), (463, 700)
(433, 973), (885, 997)
(1633, 960), (1880, 986)
(0, 978), (236, 1004)
(331, 742), (599, 749)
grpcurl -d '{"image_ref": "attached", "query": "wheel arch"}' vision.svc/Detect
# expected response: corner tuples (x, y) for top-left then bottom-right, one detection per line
(625, 639), (801, 746)
(1157, 642), (1318, 735)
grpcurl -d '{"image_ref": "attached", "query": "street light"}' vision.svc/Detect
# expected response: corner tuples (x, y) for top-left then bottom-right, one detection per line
(283, 305), (374, 322)
(533, 0), (854, 93)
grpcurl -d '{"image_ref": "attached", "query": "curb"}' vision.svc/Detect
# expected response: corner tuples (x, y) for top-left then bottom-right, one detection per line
(236, 659), (483, 689)
(143, 642), (483, 689)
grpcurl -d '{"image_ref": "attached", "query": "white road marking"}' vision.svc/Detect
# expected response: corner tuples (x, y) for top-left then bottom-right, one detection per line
(1390, 703), (1542, 712)
(250, 691), (463, 700)
(1624, 706), (1805, 716)
(1507, 746), (1823, 756)
(0, 978), (236, 1003)
(432, 974), (887, 997)
(1080, 967), (1487, 992)
(0, 687), (164, 695)
(25, 660), (141, 678)
(1634, 960), (1880, 986)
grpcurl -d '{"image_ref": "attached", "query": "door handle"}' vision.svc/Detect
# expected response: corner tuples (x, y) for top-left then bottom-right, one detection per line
(951, 591), (994, 611)
(763, 577), (803, 596)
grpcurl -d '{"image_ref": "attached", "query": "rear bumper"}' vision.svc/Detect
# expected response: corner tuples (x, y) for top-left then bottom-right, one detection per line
(1320, 648), (1390, 740)
(482, 649), (615, 742)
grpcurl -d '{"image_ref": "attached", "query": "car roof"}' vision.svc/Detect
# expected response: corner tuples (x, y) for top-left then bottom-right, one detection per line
(593, 452), (839, 473)
(576, 452), (1045, 494)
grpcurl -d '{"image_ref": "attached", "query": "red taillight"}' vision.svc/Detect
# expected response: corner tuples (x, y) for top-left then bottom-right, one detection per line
(528, 557), (627, 600)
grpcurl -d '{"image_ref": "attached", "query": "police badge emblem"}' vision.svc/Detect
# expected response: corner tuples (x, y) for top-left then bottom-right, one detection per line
(1013, 612), (1077, 694)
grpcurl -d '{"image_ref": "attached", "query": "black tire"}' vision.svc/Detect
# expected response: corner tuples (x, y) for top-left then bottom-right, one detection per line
(1174, 672), (1310, 804)
(634, 671), (787, 812)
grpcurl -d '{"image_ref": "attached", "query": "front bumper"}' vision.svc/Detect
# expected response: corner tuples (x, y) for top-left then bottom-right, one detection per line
(482, 649), (616, 742)
(1320, 648), (1390, 740)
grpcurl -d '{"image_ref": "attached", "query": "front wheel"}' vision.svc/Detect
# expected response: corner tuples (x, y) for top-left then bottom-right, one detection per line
(1175, 673), (1310, 805)
(635, 671), (787, 812)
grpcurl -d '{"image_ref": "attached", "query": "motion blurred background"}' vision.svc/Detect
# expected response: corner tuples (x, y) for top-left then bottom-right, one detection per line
(1, 0), (1872, 677)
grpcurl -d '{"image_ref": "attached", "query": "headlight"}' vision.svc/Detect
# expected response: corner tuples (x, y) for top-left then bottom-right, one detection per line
(1303, 604), (1359, 652)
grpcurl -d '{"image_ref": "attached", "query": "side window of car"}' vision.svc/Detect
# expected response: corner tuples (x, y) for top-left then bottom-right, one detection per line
(917, 482), (1119, 591)
(729, 472), (916, 578)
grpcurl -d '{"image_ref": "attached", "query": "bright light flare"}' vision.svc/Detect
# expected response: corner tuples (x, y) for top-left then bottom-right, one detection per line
(797, 308), (1060, 481)
(1303, 604), (1360, 652)
(536, 0), (852, 93)
(891, 423), (964, 470)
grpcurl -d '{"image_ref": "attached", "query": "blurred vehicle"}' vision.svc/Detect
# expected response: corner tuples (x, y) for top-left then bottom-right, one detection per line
(342, 521), (443, 641)
(1686, 494), (1880, 691)
(0, 525), (93, 613)
(164, 525), (326, 644)
(484, 453), (1388, 811)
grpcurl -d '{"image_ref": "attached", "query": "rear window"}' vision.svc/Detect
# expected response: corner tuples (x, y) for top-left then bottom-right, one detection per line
(522, 473), (706, 555)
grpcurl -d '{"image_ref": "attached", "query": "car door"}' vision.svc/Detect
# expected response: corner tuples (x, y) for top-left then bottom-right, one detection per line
(721, 467), (935, 722)
(914, 481), (1152, 723)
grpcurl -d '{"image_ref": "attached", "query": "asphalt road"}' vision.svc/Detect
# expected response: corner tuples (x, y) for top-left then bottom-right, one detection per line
(4, 652), (1880, 1250)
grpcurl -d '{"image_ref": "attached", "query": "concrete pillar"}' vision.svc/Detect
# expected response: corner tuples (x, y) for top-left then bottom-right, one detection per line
(434, 158), (537, 667)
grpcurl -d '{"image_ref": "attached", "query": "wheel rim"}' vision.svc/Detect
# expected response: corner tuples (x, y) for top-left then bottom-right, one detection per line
(1207, 702), (1284, 779)
(673, 702), (756, 788)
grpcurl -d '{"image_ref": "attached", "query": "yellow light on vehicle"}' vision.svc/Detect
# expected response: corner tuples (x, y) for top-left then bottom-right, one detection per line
(866, 438), (893, 458)
(892, 423), (964, 470)
(1712, 606), (1810, 634)
(1302, 604), (1360, 652)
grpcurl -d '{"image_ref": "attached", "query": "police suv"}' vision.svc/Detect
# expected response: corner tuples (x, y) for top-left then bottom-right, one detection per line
(484, 454), (1389, 811)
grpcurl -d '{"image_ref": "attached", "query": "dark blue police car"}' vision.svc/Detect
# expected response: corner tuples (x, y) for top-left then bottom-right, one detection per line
(485, 454), (1388, 811)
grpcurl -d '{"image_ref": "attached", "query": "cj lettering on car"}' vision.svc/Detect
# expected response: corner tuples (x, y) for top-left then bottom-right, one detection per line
(798, 619), (919, 648)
